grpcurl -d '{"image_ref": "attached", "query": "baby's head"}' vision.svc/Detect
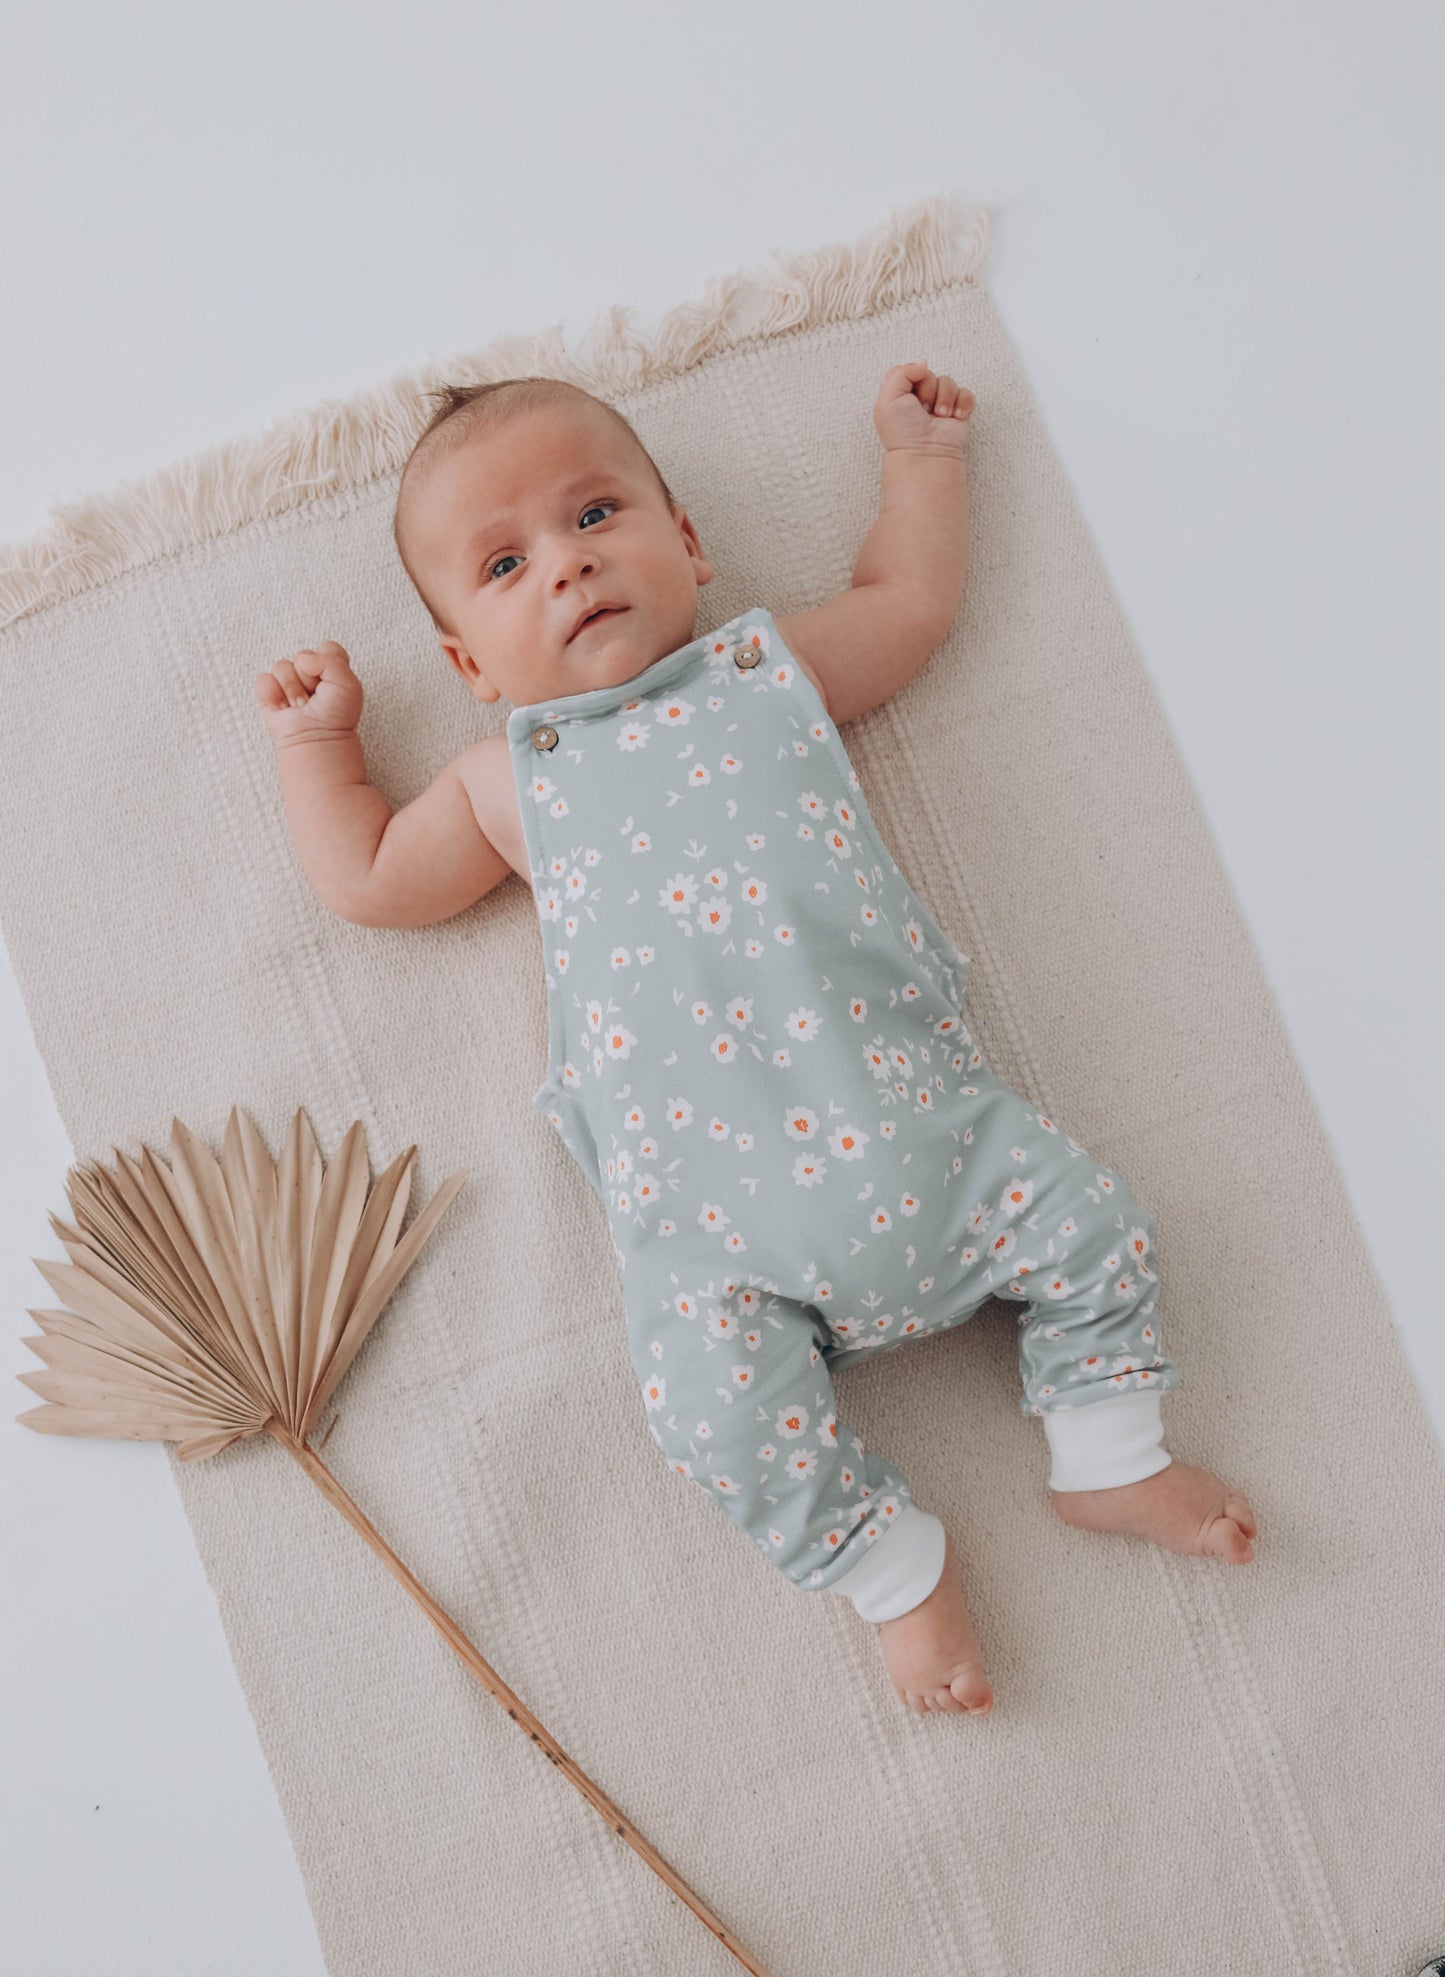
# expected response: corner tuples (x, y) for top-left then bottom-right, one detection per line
(393, 377), (713, 709)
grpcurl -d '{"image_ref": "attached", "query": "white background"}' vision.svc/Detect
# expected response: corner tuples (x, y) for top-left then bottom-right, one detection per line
(3, 4), (1442, 1971)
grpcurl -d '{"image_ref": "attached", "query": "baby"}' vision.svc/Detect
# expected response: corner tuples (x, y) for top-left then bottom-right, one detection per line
(255, 367), (1258, 1717)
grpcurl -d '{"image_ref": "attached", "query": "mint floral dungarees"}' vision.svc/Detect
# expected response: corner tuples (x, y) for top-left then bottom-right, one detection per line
(505, 606), (1180, 1623)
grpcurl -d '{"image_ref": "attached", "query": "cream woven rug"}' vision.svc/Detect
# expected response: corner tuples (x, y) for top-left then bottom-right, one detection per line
(4, 194), (1443, 1977)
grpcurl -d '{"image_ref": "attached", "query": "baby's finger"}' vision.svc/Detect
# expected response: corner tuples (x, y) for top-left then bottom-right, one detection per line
(254, 672), (287, 711)
(877, 360), (929, 408)
(304, 640), (355, 688)
(932, 375), (959, 416)
(273, 658), (311, 706)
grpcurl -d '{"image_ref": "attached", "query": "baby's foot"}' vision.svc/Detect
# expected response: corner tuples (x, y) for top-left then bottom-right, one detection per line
(876, 1529), (994, 1715)
(1051, 1459), (1257, 1562)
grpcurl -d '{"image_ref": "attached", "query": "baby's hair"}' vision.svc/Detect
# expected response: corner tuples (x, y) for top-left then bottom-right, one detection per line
(392, 376), (677, 636)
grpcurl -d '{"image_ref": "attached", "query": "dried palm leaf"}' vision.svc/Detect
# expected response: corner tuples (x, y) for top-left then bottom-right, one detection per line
(16, 1104), (772, 1977)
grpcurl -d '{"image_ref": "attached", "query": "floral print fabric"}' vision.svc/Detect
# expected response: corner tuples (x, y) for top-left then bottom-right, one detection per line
(505, 606), (1179, 1593)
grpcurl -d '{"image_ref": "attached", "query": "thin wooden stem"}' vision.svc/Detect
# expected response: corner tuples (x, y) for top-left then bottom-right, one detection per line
(268, 1421), (775, 1977)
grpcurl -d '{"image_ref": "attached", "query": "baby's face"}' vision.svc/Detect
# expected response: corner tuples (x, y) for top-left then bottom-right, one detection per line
(409, 402), (713, 709)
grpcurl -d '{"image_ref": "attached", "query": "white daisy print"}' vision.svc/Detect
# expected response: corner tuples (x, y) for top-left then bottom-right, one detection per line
(511, 606), (1179, 1567)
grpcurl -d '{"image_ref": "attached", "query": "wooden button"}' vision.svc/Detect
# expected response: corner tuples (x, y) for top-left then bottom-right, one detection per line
(735, 644), (762, 669)
(530, 724), (559, 751)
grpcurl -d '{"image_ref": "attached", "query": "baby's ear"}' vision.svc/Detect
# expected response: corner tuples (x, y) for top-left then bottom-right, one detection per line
(438, 636), (506, 707)
(440, 636), (475, 683)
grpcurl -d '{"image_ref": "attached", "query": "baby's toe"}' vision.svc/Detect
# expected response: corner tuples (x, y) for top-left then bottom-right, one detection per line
(1225, 1488), (1258, 1540)
(948, 1664), (995, 1712)
(1206, 1513), (1256, 1563)
(899, 1682), (980, 1715)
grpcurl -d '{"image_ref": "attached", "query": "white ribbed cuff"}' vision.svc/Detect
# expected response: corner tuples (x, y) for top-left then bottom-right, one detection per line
(829, 1502), (948, 1622)
(1042, 1389), (1173, 1492)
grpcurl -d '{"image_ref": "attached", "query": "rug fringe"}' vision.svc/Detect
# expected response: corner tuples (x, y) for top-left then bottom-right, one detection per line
(0, 191), (990, 631)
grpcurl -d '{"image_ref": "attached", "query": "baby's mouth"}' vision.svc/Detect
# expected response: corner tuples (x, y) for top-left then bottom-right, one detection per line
(569, 606), (627, 641)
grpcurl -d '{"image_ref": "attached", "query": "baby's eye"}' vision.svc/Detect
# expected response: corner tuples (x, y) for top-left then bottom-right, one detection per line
(485, 501), (616, 582)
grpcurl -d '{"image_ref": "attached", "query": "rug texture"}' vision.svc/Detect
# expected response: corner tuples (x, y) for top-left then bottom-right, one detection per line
(3, 194), (1443, 1977)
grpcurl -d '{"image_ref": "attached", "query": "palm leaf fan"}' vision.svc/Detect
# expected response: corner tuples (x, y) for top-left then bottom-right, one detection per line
(13, 1103), (773, 1977)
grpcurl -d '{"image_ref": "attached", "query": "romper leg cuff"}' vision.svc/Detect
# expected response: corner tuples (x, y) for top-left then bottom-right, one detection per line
(829, 1502), (947, 1622)
(1042, 1389), (1173, 1492)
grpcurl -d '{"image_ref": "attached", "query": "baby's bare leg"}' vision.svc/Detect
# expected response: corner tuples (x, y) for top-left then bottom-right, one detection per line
(1051, 1460), (1257, 1561)
(876, 1528), (994, 1715)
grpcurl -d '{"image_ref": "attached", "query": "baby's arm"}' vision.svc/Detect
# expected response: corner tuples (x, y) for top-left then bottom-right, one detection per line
(254, 640), (512, 927)
(777, 361), (973, 727)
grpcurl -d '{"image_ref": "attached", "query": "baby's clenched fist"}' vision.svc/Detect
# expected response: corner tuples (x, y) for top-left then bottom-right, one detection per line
(254, 640), (365, 745)
(874, 361), (975, 454)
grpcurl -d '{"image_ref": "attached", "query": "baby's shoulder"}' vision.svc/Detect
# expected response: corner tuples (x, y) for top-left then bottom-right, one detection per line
(759, 610), (833, 717)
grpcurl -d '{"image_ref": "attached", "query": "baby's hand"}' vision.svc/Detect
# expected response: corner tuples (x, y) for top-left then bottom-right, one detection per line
(254, 640), (365, 745)
(874, 361), (975, 453)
